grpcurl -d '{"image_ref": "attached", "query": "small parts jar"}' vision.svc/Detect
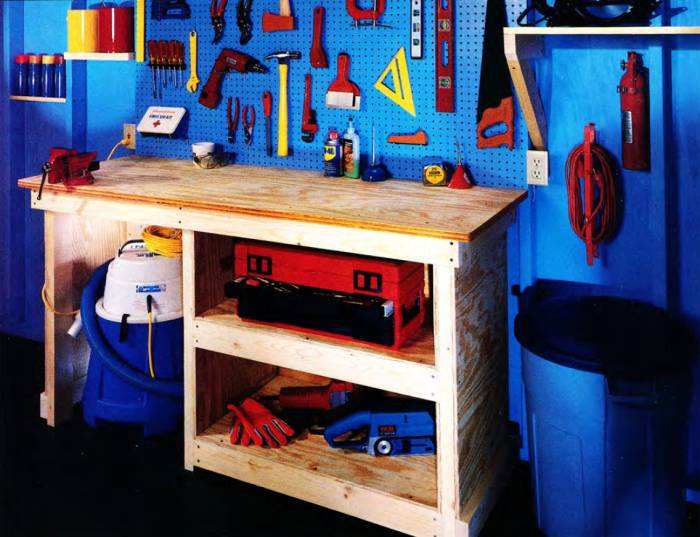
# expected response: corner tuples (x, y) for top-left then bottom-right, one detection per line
(14, 54), (29, 96)
(41, 55), (56, 98)
(67, 9), (99, 53)
(27, 54), (42, 96)
(54, 55), (66, 98)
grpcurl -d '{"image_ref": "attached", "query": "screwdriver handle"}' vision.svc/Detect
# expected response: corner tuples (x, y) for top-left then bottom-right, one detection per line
(262, 90), (272, 117)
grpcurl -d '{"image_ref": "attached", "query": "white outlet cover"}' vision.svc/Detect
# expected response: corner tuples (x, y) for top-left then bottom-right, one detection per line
(527, 150), (549, 186)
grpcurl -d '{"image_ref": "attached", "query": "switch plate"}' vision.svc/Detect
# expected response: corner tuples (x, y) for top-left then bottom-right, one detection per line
(527, 150), (548, 186)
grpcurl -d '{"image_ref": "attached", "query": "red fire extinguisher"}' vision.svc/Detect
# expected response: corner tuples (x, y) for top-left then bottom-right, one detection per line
(618, 51), (650, 171)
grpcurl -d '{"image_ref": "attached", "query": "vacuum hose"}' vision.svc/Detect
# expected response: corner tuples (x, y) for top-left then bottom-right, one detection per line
(81, 261), (183, 399)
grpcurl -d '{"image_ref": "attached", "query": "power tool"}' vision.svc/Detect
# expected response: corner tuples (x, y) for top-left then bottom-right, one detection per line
(198, 49), (266, 109)
(324, 408), (435, 456)
(37, 148), (99, 201)
(277, 381), (354, 411)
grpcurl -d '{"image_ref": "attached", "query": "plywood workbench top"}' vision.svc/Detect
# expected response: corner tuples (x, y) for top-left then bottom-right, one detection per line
(18, 156), (526, 242)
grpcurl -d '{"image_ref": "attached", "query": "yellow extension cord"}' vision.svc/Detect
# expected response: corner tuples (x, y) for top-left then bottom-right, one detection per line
(142, 225), (183, 257)
(41, 284), (79, 316)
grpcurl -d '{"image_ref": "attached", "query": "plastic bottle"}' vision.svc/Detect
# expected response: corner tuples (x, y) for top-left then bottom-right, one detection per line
(323, 128), (342, 177)
(342, 117), (361, 179)
(41, 54), (56, 98)
(28, 54), (42, 96)
(54, 55), (66, 98)
(14, 54), (29, 96)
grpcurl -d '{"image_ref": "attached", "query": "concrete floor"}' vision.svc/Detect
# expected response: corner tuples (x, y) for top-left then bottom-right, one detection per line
(0, 334), (696, 537)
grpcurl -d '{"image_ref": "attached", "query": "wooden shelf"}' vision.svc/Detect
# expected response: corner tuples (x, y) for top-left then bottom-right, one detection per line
(504, 25), (700, 36)
(9, 95), (66, 103)
(63, 52), (134, 61)
(194, 298), (438, 401)
(503, 26), (700, 150)
(194, 374), (440, 537)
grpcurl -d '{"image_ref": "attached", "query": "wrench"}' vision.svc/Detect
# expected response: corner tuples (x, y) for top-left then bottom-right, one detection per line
(186, 30), (200, 93)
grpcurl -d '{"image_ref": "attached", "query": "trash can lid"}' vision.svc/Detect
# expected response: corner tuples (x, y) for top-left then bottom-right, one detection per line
(514, 296), (698, 379)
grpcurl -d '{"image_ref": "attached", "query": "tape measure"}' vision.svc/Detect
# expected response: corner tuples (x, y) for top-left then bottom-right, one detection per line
(422, 159), (448, 186)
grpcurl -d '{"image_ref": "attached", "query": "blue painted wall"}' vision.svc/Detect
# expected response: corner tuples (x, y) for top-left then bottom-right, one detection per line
(1, 0), (699, 493)
(0, 0), (135, 340)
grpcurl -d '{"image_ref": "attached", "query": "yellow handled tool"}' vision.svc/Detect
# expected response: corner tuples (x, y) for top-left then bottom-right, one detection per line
(264, 51), (300, 157)
(185, 30), (200, 93)
(136, 0), (145, 62)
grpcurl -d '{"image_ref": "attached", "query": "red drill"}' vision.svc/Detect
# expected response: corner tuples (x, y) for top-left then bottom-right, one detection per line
(198, 49), (266, 109)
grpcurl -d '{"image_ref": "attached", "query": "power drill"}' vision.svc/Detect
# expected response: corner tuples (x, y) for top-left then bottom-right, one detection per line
(199, 48), (266, 109)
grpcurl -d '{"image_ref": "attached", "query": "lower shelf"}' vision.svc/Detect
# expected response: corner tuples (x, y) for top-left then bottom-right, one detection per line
(193, 374), (440, 537)
(9, 95), (66, 103)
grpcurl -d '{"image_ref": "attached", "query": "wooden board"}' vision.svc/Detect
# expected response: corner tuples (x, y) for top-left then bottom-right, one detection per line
(196, 374), (438, 510)
(9, 95), (66, 103)
(43, 213), (134, 425)
(18, 156), (527, 243)
(194, 299), (438, 401)
(504, 25), (700, 35)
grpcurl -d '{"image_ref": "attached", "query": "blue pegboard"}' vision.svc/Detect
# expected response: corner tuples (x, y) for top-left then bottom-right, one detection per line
(136, 0), (527, 188)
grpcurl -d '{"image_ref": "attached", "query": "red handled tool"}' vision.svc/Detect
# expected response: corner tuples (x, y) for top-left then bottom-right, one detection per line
(618, 51), (650, 170)
(346, 0), (386, 27)
(37, 148), (99, 201)
(242, 104), (255, 145)
(210, 0), (229, 43)
(199, 49), (266, 109)
(325, 53), (361, 110)
(435, 0), (454, 113)
(301, 73), (318, 143)
(278, 381), (355, 411)
(310, 6), (328, 68)
(147, 40), (159, 98)
(565, 124), (617, 266)
(477, 0), (514, 149)
(262, 91), (272, 156)
(227, 96), (239, 143)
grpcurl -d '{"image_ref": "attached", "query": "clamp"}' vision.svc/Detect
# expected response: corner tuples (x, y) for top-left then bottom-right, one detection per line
(242, 105), (255, 145)
(210, 0), (229, 43)
(227, 96), (239, 143)
(346, 0), (387, 27)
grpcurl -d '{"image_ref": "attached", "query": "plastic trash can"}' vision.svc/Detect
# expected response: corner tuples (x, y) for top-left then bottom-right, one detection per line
(515, 296), (697, 537)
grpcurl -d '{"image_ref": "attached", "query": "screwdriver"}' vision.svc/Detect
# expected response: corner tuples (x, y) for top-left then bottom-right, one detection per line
(148, 40), (158, 98)
(262, 90), (272, 156)
(176, 41), (185, 88)
(159, 41), (168, 88)
(168, 41), (178, 87)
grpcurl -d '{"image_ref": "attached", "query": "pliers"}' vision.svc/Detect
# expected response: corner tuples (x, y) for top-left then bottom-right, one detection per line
(210, 0), (228, 43)
(242, 105), (255, 145)
(236, 0), (253, 45)
(227, 96), (239, 144)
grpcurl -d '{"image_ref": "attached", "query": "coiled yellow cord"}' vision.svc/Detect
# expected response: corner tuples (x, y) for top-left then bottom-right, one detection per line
(142, 226), (182, 257)
(41, 284), (79, 316)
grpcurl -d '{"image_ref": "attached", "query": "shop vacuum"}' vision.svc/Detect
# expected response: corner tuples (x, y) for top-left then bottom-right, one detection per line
(81, 240), (183, 436)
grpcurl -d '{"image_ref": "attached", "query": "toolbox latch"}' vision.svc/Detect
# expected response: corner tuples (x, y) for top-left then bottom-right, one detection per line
(248, 254), (272, 275)
(353, 270), (382, 293)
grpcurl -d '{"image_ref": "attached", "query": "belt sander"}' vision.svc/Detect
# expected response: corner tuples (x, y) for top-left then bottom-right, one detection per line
(224, 241), (425, 349)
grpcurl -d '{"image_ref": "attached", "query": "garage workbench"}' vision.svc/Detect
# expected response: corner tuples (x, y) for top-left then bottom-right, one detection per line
(18, 156), (526, 537)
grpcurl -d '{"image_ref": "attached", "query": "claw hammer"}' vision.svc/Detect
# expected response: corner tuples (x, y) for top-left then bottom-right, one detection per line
(265, 51), (301, 157)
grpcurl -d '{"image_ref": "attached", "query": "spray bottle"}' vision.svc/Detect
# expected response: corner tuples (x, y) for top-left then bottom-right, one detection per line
(323, 128), (342, 177)
(342, 117), (360, 178)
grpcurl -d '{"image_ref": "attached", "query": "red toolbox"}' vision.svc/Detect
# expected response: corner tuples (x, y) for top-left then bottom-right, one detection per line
(227, 240), (425, 350)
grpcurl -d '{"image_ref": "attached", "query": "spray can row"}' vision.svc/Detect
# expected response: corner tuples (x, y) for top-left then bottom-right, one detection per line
(324, 118), (361, 178)
(15, 54), (66, 98)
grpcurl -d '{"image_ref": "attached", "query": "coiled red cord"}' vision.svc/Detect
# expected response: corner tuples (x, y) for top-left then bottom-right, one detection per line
(565, 141), (617, 264)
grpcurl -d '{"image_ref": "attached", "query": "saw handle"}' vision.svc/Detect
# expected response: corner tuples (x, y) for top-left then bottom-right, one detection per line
(476, 96), (514, 150)
(278, 62), (289, 156)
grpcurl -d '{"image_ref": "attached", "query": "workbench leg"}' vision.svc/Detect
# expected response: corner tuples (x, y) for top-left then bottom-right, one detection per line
(43, 211), (138, 426)
(433, 231), (511, 536)
(182, 229), (196, 471)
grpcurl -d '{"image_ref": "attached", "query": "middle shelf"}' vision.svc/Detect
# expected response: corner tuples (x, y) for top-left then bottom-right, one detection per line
(193, 298), (439, 402)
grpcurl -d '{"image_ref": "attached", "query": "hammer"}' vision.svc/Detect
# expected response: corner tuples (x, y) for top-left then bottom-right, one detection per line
(265, 51), (301, 157)
(262, 0), (294, 32)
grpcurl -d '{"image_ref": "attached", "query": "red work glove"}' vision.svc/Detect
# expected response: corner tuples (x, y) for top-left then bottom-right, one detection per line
(227, 398), (295, 448)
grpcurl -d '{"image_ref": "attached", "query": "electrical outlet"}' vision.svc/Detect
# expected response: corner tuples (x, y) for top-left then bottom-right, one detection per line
(527, 150), (548, 186)
(123, 123), (136, 150)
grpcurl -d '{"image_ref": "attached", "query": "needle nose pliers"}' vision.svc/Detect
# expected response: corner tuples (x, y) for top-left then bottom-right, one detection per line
(242, 105), (255, 145)
(227, 96), (239, 144)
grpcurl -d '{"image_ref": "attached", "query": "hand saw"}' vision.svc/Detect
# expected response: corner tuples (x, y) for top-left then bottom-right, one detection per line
(476, 0), (514, 150)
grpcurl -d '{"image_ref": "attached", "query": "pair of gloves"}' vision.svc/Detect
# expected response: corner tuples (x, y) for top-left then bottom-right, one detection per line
(227, 398), (295, 448)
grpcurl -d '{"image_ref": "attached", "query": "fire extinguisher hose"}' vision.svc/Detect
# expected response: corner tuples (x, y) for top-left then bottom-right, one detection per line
(565, 143), (617, 257)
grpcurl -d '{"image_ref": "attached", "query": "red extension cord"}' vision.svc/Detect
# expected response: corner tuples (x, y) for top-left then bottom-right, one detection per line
(565, 124), (617, 266)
